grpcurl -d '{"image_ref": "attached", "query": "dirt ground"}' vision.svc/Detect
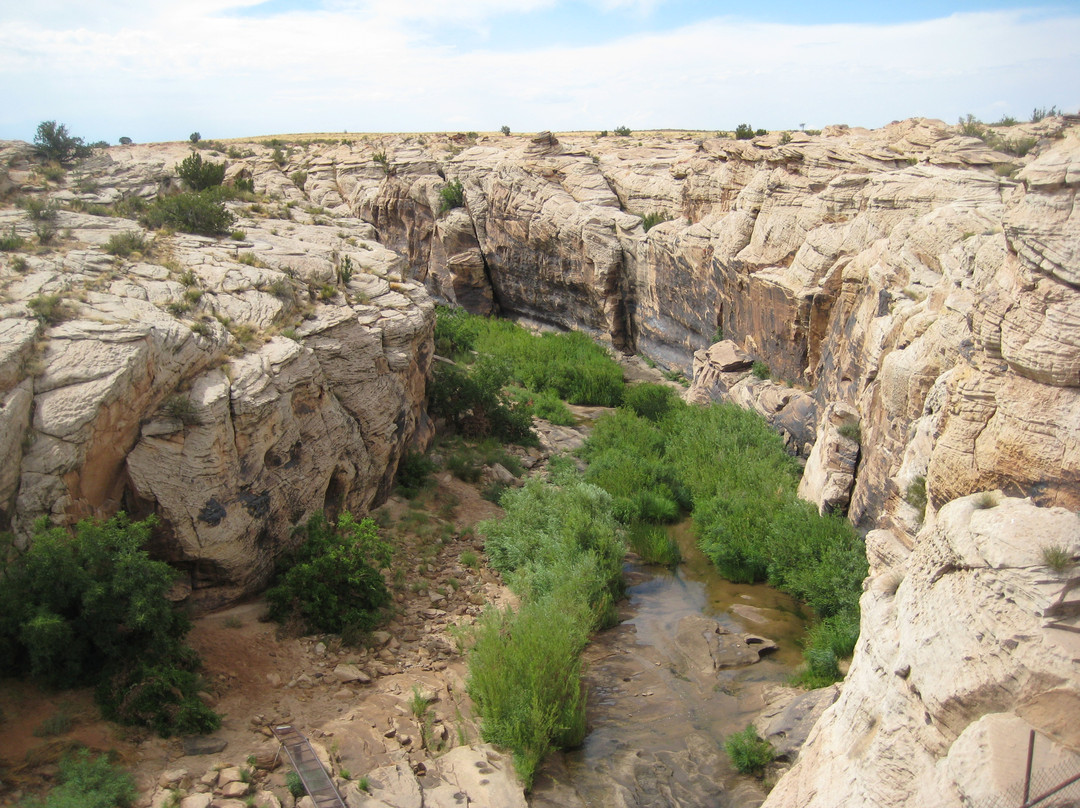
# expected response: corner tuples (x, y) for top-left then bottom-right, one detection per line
(0, 461), (520, 806)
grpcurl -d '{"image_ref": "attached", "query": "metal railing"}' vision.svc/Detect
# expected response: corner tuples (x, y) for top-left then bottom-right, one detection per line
(270, 724), (346, 808)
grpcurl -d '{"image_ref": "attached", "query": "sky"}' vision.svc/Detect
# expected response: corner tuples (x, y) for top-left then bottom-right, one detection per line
(1, 1), (1078, 144)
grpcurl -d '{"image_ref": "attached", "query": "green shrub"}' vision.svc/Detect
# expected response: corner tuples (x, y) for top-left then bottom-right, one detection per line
(141, 189), (234, 236)
(428, 361), (536, 445)
(468, 476), (626, 786)
(19, 197), (59, 221)
(905, 475), (927, 521)
(724, 725), (774, 775)
(290, 170), (308, 189)
(735, 124), (756, 140)
(837, 421), (861, 443)
(28, 293), (71, 325)
(98, 661), (220, 736)
(396, 451), (436, 498)
(1042, 544), (1074, 573)
(438, 179), (465, 214)
(104, 231), (148, 257)
(189, 132), (201, 144)
(286, 771), (306, 799)
(38, 749), (136, 808)
(622, 383), (676, 422)
(641, 211), (668, 232)
(33, 121), (93, 164)
(751, 361), (770, 380)
(1031, 105), (1060, 123)
(162, 394), (200, 425)
(530, 389), (575, 425)
(0, 514), (216, 736)
(177, 152), (226, 191)
(501, 125), (511, 136)
(467, 593), (588, 788)
(266, 511), (393, 635)
(613, 126), (631, 136)
(0, 226), (25, 251)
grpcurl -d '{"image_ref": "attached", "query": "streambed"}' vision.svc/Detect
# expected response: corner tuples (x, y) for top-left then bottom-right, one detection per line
(528, 522), (809, 808)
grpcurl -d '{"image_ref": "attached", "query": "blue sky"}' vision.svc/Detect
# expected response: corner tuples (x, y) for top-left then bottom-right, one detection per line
(1, 1), (1077, 144)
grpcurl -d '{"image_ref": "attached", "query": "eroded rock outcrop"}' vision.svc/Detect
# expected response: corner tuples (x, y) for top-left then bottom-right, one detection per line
(763, 496), (1080, 808)
(0, 141), (434, 606)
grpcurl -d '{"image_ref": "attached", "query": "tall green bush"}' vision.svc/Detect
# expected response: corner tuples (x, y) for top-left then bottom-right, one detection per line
(266, 511), (393, 636)
(0, 514), (218, 736)
(467, 476), (626, 787)
(34, 749), (136, 808)
(141, 189), (234, 236)
(177, 152), (226, 191)
(33, 121), (93, 164)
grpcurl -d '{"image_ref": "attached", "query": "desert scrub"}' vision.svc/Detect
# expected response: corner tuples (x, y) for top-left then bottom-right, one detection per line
(641, 211), (668, 232)
(1042, 545), (1075, 573)
(28, 293), (72, 325)
(0, 514), (219, 736)
(837, 421), (861, 443)
(0, 226), (25, 251)
(162, 394), (200, 425)
(177, 151), (225, 190)
(141, 189), (235, 236)
(724, 725), (774, 776)
(36, 749), (136, 808)
(438, 179), (465, 214)
(395, 451), (436, 498)
(905, 475), (927, 522)
(266, 511), (393, 636)
(751, 360), (770, 380)
(104, 230), (149, 257)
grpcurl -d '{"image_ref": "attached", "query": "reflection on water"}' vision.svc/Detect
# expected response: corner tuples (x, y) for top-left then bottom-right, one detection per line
(631, 520), (810, 671)
(529, 520), (810, 808)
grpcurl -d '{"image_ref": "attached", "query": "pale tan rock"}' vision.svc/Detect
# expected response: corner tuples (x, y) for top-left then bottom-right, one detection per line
(798, 402), (861, 515)
(762, 497), (1080, 808)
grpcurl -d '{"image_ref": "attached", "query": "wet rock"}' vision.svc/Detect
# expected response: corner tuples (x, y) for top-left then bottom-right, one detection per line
(674, 615), (777, 675)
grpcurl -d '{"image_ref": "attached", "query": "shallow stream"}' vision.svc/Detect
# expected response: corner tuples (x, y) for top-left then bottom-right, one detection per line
(528, 521), (809, 808)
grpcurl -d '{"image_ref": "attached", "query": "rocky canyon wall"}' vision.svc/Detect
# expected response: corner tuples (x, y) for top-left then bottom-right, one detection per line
(3, 117), (1079, 803)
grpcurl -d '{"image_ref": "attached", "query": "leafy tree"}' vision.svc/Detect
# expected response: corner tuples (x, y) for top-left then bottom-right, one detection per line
(500, 125), (511, 135)
(266, 511), (393, 635)
(33, 120), (93, 164)
(119, 136), (133, 145)
(0, 514), (218, 736)
(734, 123), (755, 140)
(177, 152), (226, 190)
(189, 131), (201, 144)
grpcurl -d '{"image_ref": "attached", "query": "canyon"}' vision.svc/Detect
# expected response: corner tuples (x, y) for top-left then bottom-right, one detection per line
(1, 115), (1079, 806)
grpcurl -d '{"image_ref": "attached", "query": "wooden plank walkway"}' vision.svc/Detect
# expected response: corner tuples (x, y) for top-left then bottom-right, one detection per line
(270, 724), (346, 808)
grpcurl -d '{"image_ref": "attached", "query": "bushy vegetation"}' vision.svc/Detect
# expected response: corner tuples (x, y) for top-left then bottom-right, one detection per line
(428, 360), (536, 445)
(641, 211), (668, 232)
(395, 450), (437, 498)
(434, 306), (624, 407)
(0, 514), (219, 736)
(581, 399), (866, 685)
(467, 474), (625, 787)
(613, 125), (632, 136)
(140, 189), (235, 236)
(177, 152), (226, 191)
(266, 511), (393, 637)
(33, 121), (93, 165)
(25, 749), (136, 808)
(724, 725), (774, 776)
(438, 179), (465, 214)
(104, 231), (149, 257)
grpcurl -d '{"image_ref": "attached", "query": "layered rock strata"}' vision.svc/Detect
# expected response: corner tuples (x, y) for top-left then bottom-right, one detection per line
(4, 116), (1080, 801)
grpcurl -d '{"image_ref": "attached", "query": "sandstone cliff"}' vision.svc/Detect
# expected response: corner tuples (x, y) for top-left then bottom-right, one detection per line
(0, 141), (434, 608)
(3, 116), (1079, 802)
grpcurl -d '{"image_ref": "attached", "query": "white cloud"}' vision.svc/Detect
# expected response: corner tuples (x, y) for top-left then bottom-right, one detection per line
(0, 5), (1077, 142)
